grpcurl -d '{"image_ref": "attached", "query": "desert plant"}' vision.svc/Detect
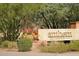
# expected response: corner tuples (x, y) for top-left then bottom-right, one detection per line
(69, 40), (79, 51)
(40, 41), (79, 53)
(0, 39), (3, 48)
(17, 37), (32, 52)
(8, 41), (17, 49)
(1, 40), (10, 48)
(40, 42), (70, 53)
(1, 40), (17, 48)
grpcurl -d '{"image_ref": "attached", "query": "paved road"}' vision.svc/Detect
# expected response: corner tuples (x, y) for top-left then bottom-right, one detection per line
(0, 51), (79, 56)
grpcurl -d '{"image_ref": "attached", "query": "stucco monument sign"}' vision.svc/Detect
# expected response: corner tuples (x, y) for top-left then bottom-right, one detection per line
(38, 29), (79, 41)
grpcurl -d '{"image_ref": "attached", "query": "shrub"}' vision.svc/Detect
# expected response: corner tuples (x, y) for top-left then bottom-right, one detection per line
(0, 39), (3, 48)
(40, 41), (79, 53)
(40, 42), (70, 53)
(69, 41), (79, 51)
(1, 41), (9, 48)
(17, 38), (32, 52)
(0, 39), (2, 45)
(8, 41), (17, 49)
(1, 40), (17, 48)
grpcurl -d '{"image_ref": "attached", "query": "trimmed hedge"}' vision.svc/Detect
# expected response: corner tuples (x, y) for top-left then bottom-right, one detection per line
(41, 42), (69, 53)
(40, 41), (79, 53)
(1, 40), (17, 48)
(69, 41), (79, 51)
(17, 38), (32, 52)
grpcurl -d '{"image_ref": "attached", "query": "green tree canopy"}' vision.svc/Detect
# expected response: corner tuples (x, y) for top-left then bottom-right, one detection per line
(0, 3), (79, 41)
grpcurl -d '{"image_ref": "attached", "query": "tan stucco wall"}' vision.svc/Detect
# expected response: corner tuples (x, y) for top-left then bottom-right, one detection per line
(76, 21), (79, 29)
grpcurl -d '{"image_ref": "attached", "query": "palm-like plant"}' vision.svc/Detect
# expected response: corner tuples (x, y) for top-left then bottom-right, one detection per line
(33, 4), (70, 29)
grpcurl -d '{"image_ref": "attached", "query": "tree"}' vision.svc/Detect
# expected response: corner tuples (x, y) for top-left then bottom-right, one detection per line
(0, 4), (42, 41)
(0, 3), (79, 41)
(0, 4), (23, 41)
(66, 3), (79, 22)
(32, 4), (70, 29)
(32, 4), (79, 29)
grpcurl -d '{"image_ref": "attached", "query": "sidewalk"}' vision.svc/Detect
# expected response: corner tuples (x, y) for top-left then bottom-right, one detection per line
(0, 51), (79, 56)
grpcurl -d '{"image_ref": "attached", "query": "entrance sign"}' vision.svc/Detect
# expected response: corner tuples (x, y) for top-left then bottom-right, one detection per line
(38, 29), (79, 41)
